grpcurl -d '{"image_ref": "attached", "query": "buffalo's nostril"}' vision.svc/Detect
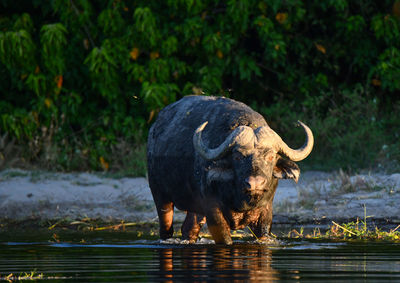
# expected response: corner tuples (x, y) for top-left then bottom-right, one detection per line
(243, 177), (254, 191)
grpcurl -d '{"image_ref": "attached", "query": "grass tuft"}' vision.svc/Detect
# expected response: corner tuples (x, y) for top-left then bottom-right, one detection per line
(285, 206), (400, 242)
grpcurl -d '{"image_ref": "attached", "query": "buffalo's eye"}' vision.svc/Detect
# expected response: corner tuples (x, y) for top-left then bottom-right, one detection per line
(233, 153), (244, 161)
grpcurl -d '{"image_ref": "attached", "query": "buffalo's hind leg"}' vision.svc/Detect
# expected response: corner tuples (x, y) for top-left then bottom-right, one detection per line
(149, 178), (174, 240)
(181, 212), (206, 243)
(155, 202), (174, 239)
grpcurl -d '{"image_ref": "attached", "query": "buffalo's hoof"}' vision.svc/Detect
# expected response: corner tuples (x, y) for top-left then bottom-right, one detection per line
(180, 239), (197, 244)
(257, 236), (280, 245)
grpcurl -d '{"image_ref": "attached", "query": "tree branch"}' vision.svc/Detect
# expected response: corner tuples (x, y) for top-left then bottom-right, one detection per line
(70, 0), (96, 48)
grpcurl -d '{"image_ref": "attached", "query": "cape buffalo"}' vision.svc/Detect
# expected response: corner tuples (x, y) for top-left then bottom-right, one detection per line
(147, 95), (314, 244)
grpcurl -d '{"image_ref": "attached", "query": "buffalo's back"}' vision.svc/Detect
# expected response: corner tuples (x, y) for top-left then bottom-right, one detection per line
(146, 95), (267, 211)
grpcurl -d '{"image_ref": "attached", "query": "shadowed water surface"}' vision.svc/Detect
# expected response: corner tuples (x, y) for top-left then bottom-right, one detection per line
(1, 231), (400, 281)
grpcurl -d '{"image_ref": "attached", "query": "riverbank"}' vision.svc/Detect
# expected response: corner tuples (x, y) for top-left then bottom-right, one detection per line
(1, 169), (400, 227)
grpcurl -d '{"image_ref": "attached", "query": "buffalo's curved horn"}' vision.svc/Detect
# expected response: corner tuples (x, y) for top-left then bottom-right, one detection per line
(277, 121), (314, 161)
(256, 121), (314, 162)
(193, 121), (255, 160)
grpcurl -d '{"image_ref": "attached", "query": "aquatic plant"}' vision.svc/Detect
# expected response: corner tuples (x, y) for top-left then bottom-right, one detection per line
(0, 271), (43, 281)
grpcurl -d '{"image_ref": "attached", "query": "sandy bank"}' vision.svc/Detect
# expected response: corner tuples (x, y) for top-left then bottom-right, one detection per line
(1, 169), (400, 225)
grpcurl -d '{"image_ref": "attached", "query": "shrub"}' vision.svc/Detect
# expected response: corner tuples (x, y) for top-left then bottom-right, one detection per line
(0, 0), (399, 173)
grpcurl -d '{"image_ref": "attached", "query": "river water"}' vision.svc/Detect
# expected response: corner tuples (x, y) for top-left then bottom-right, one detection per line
(1, 230), (400, 282)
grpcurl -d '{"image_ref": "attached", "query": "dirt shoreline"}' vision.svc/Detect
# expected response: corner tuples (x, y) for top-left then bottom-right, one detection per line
(1, 169), (400, 227)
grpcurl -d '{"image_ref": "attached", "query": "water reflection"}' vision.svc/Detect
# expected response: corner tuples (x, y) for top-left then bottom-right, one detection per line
(156, 245), (279, 282)
(153, 242), (400, 281)
(1, 237), (400, 281)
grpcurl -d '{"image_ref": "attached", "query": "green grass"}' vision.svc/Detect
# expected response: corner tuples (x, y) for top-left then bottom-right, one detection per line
(286, 221), (400, 242)
(0, 169), (29, 181)
(285, 206), (400, 242)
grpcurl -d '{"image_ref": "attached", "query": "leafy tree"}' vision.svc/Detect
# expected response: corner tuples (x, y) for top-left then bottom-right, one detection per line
(0, 0), (399, 172)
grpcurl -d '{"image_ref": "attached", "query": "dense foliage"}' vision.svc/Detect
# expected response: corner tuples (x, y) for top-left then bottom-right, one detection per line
(1, 0), (400, 174)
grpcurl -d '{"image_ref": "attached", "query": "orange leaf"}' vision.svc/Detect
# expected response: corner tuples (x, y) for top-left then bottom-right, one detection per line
(315, 43), (326, 54)
(44, 98), (52, 108)
(130, 48), (140, 60)
(257, 16), (266, 26)
(99, 156), (109, 171)
(83, 38), (90, 50)
(372, 79), (381, 86)
(274, 44), (280, 51)
(55, 75), (63, 89)
(147, 110), (155, 123)
(150, 51), (160, 60)
(275, 13), (288, 24)
(34, 66), (40, 74)
(216, 50), (223, 59)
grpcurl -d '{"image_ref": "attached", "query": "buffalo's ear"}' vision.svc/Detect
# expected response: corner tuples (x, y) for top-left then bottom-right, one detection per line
(273, 155), (300, 183)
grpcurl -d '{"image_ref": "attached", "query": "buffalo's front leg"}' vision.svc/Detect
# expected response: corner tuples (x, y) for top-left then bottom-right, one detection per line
(156, 202), (174, 239)
(181, 212), (206, 243)
(205, 205), (232, 245)
(249, 208), (275, 242)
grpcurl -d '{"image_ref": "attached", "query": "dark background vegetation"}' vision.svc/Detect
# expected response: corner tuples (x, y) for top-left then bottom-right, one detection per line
(1, 0), (400, 175)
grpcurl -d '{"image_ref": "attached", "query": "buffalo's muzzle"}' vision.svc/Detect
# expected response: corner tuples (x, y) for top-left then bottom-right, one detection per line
(243, 176), (266, 192)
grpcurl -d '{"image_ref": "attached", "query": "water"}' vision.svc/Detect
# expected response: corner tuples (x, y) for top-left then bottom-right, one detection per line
(1, 230), (400, 281)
